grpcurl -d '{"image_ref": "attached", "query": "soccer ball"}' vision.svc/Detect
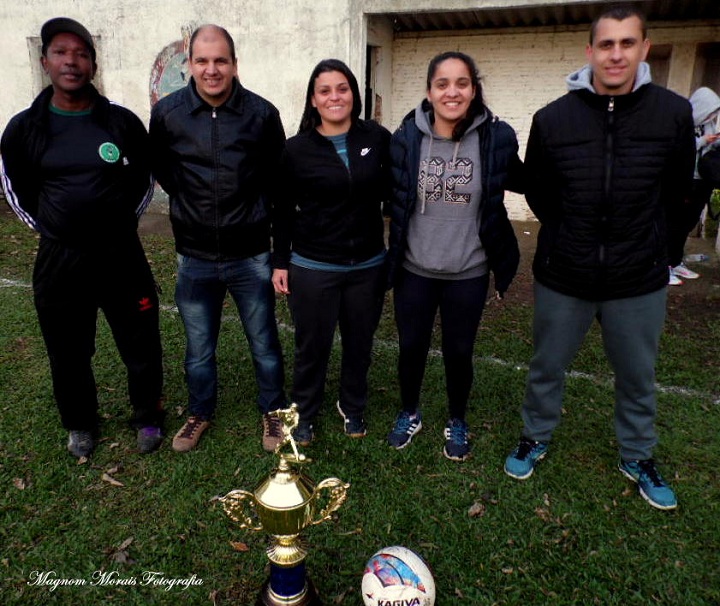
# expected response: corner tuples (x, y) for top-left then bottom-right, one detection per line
(361, 545), (436, 606)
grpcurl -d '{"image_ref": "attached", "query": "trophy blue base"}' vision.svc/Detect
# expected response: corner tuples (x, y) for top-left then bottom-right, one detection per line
(256, 562), (322, 605)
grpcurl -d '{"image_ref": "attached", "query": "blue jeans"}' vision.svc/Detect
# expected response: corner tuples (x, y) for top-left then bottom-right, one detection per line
(175, 253), (286, 418)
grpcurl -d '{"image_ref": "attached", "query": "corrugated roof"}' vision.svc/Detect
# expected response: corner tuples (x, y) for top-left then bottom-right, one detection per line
(391, 0), (720, 32)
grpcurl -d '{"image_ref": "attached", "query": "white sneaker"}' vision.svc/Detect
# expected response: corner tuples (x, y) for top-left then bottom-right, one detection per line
(668, 267), (683, 286)
(672, 263), (699, 280)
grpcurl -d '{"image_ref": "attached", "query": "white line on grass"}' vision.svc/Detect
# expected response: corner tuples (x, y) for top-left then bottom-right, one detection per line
(5, 285), (717, 405)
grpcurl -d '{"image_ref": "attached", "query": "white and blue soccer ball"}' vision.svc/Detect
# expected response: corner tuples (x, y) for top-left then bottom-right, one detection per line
(361, 545), (436, 606)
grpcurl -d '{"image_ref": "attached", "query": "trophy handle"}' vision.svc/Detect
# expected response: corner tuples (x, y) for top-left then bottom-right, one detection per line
(310, 478), (350, 526)
(220, 489), (263, 531)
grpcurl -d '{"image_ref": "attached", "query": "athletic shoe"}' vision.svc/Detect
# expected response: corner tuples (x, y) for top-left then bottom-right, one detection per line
(262, 413), (283, 452)
(387, 410), (422, 449)
(618, 458), (678, 511)
(668, 267), (683, 286)
(504, 437), (549, 480)
(684, 253), (708, 263)
(671, 263), (699, 280)
(443, 418), (470, 461)
(292, 421), (314, 447)
(67, 430), (96, 458)
(336, 401), (367, 438)
(172, 416), (210, 452)
(137, 426), (163, 454)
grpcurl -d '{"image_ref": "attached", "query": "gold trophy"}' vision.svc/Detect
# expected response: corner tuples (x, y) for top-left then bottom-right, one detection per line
(220, 405), (349, 605)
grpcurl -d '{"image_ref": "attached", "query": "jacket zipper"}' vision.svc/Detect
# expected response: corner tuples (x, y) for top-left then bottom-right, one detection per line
(211, 107), (220, 253)
(599, 97), (615, 265)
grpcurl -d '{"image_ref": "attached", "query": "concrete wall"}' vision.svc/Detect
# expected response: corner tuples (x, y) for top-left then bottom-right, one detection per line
(0, 0), (357, 136)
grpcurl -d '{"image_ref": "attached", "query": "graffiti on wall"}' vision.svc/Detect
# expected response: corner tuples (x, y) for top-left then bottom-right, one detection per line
(149, 26), (194, 106)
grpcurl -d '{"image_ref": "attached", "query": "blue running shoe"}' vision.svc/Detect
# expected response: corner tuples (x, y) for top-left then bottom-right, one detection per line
(443, 418), (470, 461)
(387, 411), (422, 449)
(504, 436), (548, 480)
(618, 458), (678, 511)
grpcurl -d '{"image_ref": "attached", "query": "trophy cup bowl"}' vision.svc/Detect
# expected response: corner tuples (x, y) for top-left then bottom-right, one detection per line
(220, 405), (349, 605)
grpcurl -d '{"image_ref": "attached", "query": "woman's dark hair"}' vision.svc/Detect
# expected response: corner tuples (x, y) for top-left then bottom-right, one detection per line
(298, 59), (362, 134)
(425, 51), (489, 141)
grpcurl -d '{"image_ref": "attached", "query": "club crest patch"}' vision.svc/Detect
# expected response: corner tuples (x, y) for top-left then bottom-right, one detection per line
(98, 142), (121, 163)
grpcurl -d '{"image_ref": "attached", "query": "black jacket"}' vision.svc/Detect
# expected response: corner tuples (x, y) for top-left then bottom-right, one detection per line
(149, 79), (285, 261)
(387, 107), (523, 295)
(526, 83), (695, 300)
(272, 120), (391, 269)
(1, 85), (153, 243)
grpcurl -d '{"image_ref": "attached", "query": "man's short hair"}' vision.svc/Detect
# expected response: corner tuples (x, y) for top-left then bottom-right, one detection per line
(188, 25), (236, 63)
(589, 4), (648, 44)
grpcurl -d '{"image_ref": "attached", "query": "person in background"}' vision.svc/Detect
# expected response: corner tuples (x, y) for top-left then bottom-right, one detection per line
(272, 59), (390, 445)
(386, 51), (522, 461)
(503, 5), (695, 510)
(0, 17), (165, 458)
(667, 86), (720, 284)
(150, 25), (287, 453)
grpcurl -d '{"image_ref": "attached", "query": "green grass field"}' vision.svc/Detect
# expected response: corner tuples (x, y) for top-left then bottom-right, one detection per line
(1, 210), (719, 605)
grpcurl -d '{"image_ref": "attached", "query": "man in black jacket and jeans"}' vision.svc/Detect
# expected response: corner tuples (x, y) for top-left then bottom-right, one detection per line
(504, 5), (695, 510)
(149, 25), (286, 453)
(1, 17), (165, 458)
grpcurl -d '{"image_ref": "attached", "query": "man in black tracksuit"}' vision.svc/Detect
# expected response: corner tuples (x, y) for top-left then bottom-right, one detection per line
(503, 6), (695, 510)
(0, 17), (164, 458)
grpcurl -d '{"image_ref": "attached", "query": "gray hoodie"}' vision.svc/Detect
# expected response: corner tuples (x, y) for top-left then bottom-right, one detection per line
(565, 61), (652, 94)
(689, 87), (720, 177)
(403, 103), (488, 280)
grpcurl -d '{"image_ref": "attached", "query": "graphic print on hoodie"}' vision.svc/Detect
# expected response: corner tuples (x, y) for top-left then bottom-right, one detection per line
(403, 104), (488, 280)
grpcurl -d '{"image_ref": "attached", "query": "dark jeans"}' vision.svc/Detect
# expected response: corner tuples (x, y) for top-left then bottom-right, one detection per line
(667, 179), (713, 267)
(33, 236), (164, 432)
(393, 268), (489, 421)
(288, 263), (385, 422)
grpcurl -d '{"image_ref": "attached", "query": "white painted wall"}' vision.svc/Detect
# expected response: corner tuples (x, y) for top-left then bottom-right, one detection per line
(0, 1), (718, 220)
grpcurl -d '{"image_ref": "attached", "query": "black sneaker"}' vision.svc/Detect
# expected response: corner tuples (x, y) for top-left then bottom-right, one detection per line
(137, 426), (164, 454)
(336, 401), (367, 438)
(293, 421), (314, 447)
(67, 430), (96, 458)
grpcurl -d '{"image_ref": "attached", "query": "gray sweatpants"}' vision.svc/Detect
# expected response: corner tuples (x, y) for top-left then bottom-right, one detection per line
(521, 281), (667, 461)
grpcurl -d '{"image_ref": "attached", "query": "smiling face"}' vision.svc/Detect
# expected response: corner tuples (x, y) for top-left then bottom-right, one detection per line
(311, 70), (354, 135)
(41, 32), (96, 97)
(426, 58), (476, 138)
(586, 15), (650, 96)
(189, 27), (237, 107)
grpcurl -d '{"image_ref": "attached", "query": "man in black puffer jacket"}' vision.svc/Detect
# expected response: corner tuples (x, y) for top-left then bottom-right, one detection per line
(504, 5), (695, 511)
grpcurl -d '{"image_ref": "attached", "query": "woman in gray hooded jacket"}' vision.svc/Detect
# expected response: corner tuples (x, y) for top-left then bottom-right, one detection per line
(386, 51), (522, 461)
(668, 86), (720, 284)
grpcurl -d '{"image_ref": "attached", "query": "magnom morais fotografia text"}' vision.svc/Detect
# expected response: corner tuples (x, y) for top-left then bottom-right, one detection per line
(27, 570), (204, 592)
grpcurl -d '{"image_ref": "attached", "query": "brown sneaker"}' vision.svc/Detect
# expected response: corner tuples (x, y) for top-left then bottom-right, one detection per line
(172, 417), (210, 452)
(262, 413), (283, 452)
